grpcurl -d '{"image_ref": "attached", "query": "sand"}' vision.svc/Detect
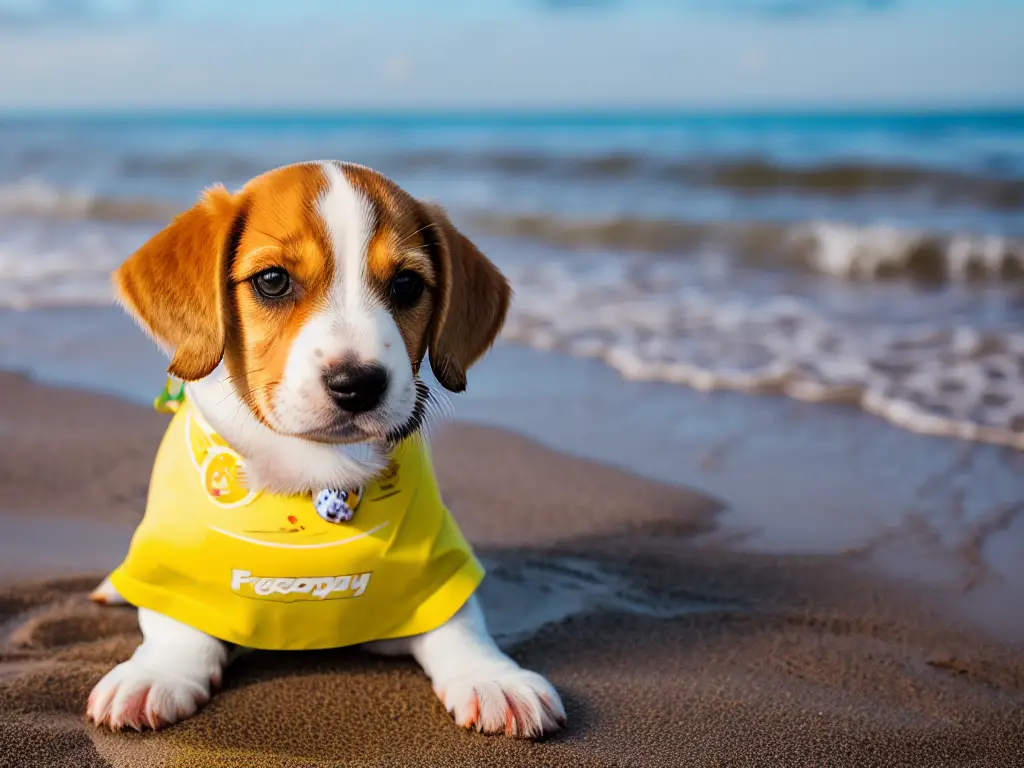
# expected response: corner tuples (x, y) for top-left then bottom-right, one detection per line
(0, 370), (1022, 767)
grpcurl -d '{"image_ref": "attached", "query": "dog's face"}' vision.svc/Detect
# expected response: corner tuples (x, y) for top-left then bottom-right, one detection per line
(114, 161), (510, 444)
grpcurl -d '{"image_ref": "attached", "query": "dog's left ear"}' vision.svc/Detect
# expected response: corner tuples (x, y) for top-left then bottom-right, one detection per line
(421, 203), (511, 393)
(113, 185), (240, 381)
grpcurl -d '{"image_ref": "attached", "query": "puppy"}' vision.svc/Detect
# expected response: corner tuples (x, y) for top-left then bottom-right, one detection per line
(85, 161), (566, 738)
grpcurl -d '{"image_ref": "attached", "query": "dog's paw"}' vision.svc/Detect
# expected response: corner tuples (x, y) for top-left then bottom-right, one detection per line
(86, 659), (213, 731)
(434, 665), (566, 738)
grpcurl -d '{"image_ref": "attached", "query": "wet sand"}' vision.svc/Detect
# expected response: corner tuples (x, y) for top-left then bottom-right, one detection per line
(1, 370), (1023, 767)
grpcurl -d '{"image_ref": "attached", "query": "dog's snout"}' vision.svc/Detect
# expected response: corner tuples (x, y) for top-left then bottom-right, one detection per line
(323, 363), (389, 414)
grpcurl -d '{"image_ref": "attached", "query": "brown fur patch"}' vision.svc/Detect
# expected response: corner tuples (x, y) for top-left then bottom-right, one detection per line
(114, 185), (238, 381)
(341, 165), (440, 368)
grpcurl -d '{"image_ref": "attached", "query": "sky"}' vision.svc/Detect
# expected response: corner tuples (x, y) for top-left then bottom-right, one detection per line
(0, 0), (1022, 110)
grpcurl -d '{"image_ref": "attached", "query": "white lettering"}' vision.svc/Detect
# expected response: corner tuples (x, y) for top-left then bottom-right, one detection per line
(231, 570), (372, 601)
(231, 569), (252, 591)
(312, 579), (333, 598)
(351, 572), (371, 597)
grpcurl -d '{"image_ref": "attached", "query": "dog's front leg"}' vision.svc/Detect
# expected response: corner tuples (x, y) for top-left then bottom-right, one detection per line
(87, 608), (231, 731)
(365, 595), (566, 738)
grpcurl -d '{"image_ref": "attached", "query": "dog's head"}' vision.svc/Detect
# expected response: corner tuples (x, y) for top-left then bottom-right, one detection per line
(114, 161), (510, 444)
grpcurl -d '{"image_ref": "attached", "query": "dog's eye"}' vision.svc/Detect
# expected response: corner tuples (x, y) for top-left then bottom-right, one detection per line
(390, 271), (424, 308)
(253, 269), (292, 300)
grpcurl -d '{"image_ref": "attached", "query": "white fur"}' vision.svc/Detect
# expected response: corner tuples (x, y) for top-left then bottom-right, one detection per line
(87, 608), (229, 731)
(90, 161), (565, 738)
(366, 596), (566, 737)
(270, 162), (416, 443)
(187, 366), (386, 495)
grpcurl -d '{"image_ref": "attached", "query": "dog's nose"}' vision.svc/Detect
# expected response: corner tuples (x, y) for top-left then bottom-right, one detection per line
(323, 363), (389, 414)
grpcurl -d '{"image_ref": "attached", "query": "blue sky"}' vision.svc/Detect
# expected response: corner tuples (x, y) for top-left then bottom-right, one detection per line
(0, 0), (1021, 110)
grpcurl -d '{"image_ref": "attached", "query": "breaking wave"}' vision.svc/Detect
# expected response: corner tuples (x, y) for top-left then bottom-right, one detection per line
(469, 213), (1024, 282)
(0, 180), (176, 223)
(0, 222), (144, 310)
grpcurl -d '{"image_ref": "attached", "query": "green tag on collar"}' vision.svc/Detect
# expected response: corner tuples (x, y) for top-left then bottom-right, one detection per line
(154, 377), (186, 414)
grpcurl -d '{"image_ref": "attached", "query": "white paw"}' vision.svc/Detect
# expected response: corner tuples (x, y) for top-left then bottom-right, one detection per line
(434, 665), (566, 738)
(86, 659), (216, 731)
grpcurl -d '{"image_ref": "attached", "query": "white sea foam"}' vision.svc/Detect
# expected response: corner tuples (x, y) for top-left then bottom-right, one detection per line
(790, 221), (1024, 281)
(502, 261), (1024, 450)
(0, 225), (140, 309)
(470, 213), (1024, 282)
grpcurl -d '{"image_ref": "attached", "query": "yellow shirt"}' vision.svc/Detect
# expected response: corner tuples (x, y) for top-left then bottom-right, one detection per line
(110, 388), (483, 651)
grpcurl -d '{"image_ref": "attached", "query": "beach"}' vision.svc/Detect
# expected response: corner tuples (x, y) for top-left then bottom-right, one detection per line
(1, 340), (1023, 766)
(0, 111), (1023, 765)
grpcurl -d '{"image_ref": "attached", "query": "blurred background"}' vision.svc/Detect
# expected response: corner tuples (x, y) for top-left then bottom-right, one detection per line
(1, 1), (1023, 617)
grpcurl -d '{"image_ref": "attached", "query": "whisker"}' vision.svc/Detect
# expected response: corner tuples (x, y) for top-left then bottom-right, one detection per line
(384, 377), (448, 446)
(218, 367), (265, 385)
(422, 382), (454, 430)
(220, 380), (279, 408)
(394, 221), (439, 250)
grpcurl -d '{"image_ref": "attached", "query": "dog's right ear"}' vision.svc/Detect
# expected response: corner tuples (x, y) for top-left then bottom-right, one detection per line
(420, 202), (511, 393)
(113, 185), (240, 381)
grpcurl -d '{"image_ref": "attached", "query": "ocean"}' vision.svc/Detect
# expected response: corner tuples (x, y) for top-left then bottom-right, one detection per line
(1, 111), (1022, 449)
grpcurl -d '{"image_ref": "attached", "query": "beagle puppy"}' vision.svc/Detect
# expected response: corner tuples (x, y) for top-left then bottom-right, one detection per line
(85, 161), (565, 738)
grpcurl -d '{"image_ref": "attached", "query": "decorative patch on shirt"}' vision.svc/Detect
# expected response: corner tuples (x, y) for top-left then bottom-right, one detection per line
(313, 487), (363, 523)
(184, 409), (259, 508)
(202, 448), (257, 507)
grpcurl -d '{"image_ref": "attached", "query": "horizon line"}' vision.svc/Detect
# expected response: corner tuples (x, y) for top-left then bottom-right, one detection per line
(1, 105), (1023, 121)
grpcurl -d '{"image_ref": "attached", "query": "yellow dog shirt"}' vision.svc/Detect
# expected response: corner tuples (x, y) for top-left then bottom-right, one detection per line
(109, 382), (484, 651)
